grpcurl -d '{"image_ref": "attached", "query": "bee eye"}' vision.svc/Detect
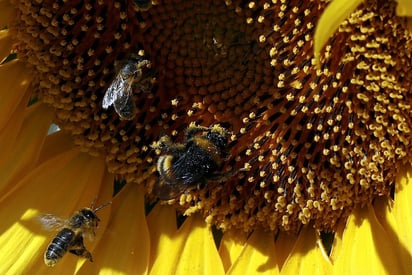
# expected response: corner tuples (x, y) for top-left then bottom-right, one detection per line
(81, 209), (97, 220)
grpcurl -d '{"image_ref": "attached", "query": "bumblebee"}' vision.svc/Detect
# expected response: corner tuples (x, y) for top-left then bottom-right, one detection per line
(40, 201), (111, 267)
(153, 124), (230, 200)
(102, 54), (155, 120)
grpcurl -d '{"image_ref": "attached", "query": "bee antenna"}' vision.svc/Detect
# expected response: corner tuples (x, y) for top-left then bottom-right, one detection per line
(89, 197), (98, 209)
(93, 202), (112, 212)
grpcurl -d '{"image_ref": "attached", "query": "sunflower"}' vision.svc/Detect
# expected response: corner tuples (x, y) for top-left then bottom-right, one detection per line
(1, 0), (412, 274)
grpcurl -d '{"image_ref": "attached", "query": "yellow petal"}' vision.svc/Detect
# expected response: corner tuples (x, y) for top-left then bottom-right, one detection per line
(314, 0), (363, 67)
(36, 131), (77, 166)
(218, 229), (248, 272)
(373, 197), (412, 273)
(0, 91), (30, 149)
(391, 164), (412, 265)
(274, 231), (298, 268)
(77, 183), (150, 275)
(146, 203), (177, 268)
(393, 164), (412, 250)
(0, 29), (13, 62)
(331, 205), (404, 275)
(0, 104), (54, 197)
(0, 150), (110, 274)
(149, 215), (225, 275)
(0, 60), (33, 129)
(226, 229), (280, 274)
(0, 0), (16, 28)
(328, 217), (345, 270)
(396, 0), (412, 16)
(280, 227), (332, 274)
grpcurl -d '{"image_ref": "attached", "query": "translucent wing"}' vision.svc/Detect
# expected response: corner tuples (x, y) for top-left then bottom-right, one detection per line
(103, 70), (136, 120)
(80, 227), (96, 242)
(38, 214), (67, 231)
(152, 178), (190, 200)
(113, 75), (133, 110)
(102, 74), (123, 109)
(113, 83), (137, 120)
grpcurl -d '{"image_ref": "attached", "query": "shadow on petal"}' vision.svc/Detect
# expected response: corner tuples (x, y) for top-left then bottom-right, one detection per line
(149, 214), (225, 275)
(0, 1), (16, 28)
(0, 103), (53, 198)
(227, 228), (279, 274)
(218, 229), (248, 272)
(372, 164), (412, 272)
(0, 60), (33, 130)
(280, 227), (332, 274)
(331, 205), (407, 275)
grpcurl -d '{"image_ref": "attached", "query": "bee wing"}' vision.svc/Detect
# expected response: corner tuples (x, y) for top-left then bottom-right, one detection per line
(152, 179), (189, 200)
(113, 89), (137, 120)
(81, 228), (96, 242)
(102, 73), (127, 109)
(38, 214), (67, 231)
(102, 85), (116, 109)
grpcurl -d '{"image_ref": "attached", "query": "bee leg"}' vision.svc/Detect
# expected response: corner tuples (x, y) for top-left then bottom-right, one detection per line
(69, 248), (93, 262)
(68, 235), (94, 262)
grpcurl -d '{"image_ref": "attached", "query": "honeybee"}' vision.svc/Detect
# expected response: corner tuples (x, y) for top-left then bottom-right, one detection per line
(102, 54), (155, 120)
(152, 124), (230, 200)
(40, 201), (111, 267)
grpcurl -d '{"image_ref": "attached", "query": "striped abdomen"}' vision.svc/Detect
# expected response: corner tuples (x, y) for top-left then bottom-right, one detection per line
(44, 228), (75, 267)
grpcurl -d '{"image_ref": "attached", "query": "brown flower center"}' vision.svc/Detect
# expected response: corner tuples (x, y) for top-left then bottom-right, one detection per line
(9, 0), (412, 232)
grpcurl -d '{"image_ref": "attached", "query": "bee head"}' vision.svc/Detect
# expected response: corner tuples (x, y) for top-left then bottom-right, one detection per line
(81, 208), (100, 222)
(68, 208), (99, 228)
(206, 125), (228, 151)
(120, 60), (139, 78)
(116, 54), (146, 76)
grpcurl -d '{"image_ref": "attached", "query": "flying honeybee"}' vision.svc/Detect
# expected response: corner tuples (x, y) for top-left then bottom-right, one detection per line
(40, 201), (111, 267)
(152, 124), (230, 200)
(102, 54), (155, 120)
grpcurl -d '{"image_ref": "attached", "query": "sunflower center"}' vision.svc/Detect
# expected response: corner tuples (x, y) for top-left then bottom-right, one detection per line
(139, 1), (270, 123)
(9, 0), (412, 232)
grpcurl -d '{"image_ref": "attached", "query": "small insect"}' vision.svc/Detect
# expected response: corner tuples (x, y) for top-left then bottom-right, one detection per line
(40, 201), (111, 267)
(102, 54), (155, 120)
(152, 124), (230, 200)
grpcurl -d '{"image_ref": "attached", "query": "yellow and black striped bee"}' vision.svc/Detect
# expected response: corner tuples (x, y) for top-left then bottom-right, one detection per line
(102, 54), (155, 120)
(40, 201), (111, 267)
(152, 124), (230, 200)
